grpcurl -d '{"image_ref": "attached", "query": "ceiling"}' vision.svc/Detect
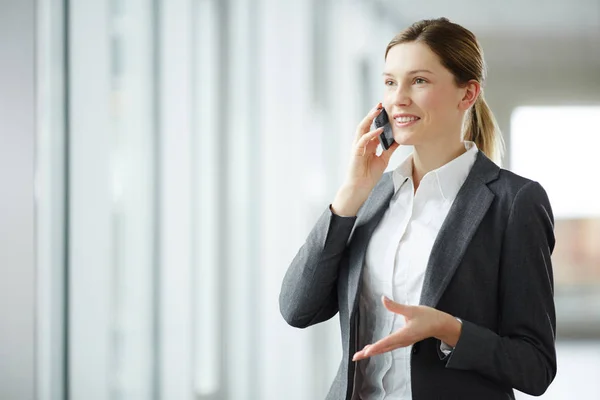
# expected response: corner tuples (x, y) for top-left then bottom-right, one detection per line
(368, 0), (600, 69)
(374, 0), (600, 37)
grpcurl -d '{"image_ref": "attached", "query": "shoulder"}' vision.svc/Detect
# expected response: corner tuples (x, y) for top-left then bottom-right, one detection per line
(491, 168), (553, 226)
(492, 168), (550, 205)
(470, 151), (548, 203)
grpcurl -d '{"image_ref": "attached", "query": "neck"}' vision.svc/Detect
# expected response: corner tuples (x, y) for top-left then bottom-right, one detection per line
(411, 140), (467, 191)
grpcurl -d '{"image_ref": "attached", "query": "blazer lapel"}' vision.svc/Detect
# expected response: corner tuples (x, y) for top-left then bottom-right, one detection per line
(346, 173), (394, 317)
(419, 151), (500, 308)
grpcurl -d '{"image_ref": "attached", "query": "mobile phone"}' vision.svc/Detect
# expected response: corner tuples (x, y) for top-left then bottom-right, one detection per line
(373, 108), (395, 150)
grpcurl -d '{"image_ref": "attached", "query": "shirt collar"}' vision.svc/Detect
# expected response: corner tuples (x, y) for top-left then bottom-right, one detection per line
(392, 141), (479, 201)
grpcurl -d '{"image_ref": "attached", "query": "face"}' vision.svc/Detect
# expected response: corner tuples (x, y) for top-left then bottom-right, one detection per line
(382, 41), (477, 147)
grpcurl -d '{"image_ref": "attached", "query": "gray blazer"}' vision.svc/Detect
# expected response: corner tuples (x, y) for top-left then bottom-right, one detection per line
(279, 151), (556, 400)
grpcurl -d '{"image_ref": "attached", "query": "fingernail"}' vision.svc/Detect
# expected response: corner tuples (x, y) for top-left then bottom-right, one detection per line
(376, 102), (383, 110)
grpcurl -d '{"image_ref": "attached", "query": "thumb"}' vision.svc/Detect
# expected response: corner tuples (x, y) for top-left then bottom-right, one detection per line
(382, 295), (411, 316)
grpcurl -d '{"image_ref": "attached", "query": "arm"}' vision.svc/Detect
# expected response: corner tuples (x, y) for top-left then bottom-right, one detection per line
(438, 317), (462, 356)
(444, 181), (557, 396)
(279, 205), (357, 328)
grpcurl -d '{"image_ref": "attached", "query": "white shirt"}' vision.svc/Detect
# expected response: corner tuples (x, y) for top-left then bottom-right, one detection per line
(355, 141), (478, 400)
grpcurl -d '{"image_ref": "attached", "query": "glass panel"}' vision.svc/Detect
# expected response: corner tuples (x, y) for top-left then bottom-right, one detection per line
(107, 0), (157, 397)
(68, 0), (157, 398)
(193, 0), (220, 396)
(36, 0), (67, 398)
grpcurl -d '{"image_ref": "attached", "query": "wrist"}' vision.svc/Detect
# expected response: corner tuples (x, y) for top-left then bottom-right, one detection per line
(332, 185), (369, 217)
(434, 312), (462, 348)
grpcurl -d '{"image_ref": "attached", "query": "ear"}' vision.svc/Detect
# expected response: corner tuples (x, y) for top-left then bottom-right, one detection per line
(458, 80), (481, 112)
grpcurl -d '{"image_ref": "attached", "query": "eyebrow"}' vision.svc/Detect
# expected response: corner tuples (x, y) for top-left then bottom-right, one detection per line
(382, 69), (434, 77)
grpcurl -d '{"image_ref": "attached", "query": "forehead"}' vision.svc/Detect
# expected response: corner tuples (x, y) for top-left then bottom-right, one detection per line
(384, 41), (444, 75)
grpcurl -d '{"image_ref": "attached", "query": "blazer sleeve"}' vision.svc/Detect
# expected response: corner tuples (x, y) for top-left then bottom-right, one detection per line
(444, 181), (557, 396)
(279, 205), (357, 329)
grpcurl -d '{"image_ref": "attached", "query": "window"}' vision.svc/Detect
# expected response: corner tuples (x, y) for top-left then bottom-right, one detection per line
(511, 106), (600, 338)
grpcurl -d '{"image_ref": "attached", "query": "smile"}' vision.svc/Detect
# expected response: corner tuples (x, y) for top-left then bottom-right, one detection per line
(394, 116), (421, 126)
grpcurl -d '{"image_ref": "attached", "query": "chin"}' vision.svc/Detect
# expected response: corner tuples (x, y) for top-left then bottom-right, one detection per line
(392, 131), (420, 146)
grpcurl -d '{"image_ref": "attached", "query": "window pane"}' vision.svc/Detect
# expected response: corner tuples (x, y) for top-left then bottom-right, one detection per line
(511, 106), (600, 338)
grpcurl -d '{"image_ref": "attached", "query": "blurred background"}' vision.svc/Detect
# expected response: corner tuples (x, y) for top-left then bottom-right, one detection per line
(1, 0), (599, 399)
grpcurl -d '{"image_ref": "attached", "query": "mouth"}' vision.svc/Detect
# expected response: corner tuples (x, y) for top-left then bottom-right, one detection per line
(392, 114), (421, 127)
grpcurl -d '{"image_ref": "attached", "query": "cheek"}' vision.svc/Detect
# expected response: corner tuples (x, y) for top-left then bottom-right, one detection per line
(382, 90), (395, 109)
(418, 88), (456, 120)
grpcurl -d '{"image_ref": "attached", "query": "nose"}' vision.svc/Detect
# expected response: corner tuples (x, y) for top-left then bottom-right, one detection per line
(391, 83), (412, 107)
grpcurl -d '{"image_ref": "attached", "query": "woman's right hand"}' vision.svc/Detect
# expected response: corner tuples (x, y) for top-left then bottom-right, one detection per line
(331, 103), (400, 217)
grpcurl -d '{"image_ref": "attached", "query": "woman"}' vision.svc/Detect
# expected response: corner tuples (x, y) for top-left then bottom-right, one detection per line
(279, 18), (556, 400)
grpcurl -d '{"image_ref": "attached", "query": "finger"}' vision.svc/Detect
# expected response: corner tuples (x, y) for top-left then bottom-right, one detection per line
(352, 344), (372, 361)
(355, 103), (383, 140)
(355, 127), (384, 148)
(354, 129), (383, 157)
(354, 330), (414, 360)
(365, 332), (412, 357)
(382, 295), (413, 316)
(364, 342), (401, 358)
(366, 338), (397, 356)
(352, 351), (365, 361)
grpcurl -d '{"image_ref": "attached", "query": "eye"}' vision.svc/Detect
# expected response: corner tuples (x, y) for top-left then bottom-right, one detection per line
(413, 77), (427, 84)
(385, 80), (395, 86)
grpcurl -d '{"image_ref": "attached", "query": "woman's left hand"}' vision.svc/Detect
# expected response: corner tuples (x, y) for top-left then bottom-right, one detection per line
(352, 295), (461, 361)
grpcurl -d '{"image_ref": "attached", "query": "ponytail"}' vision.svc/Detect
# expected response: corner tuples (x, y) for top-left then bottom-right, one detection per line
(466, 94), (505, 166)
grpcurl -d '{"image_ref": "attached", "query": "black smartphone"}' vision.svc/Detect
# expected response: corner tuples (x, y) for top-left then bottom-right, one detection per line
(373, 108), (395, 150)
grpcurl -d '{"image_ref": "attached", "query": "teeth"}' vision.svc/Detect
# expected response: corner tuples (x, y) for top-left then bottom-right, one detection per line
(395, 116), (419, 123)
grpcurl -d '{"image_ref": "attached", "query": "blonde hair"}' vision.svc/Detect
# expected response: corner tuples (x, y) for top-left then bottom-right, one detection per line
(385, 18), (505, 165)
